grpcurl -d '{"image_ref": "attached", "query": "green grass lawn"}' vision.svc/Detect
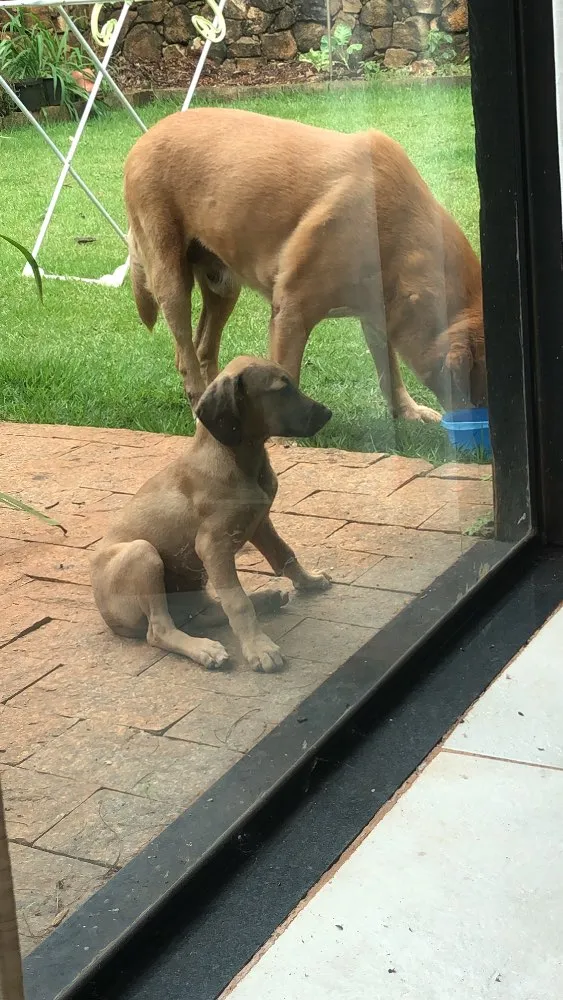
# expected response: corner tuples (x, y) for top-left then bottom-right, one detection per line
(0, 81), (480, 461)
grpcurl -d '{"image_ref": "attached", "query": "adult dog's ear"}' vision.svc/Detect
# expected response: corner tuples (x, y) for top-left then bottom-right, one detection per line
(195, 374), (243, 446)
(444, 341), (473, 405)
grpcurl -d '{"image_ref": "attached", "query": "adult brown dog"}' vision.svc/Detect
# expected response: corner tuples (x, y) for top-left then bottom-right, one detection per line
(124, 107), (486, 422)
(90, 356), (332, 673)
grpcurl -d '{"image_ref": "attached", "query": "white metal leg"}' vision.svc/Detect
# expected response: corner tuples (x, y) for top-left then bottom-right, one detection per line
(182, 0), (228, 111)
(0, 0), (226, 287)
(25, 2), (132, 276)
(56, 5), (147, 132)
(0, 75), (127, 244)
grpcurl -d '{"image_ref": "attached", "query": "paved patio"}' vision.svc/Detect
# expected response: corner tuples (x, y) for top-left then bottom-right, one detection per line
(0, 421), (492, 954)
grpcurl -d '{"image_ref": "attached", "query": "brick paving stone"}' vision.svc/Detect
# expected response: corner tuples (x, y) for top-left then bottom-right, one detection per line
(291, 455), (431, 496)
(148, 653), (336, 701)
(270, 512), (345, 547)
(9, 843), (108, 943)
(0, 539), (20, 556)
(14, 598), (100, 628)
(1, 485), (111, 516)
(237, 544), (382, 585)
(392, 476), (493, 507)
(35, 790), (184, 867)
(12, 542), (92, 586)
(427, 462), (492, 480)
(0, 765), (98, 842)
(366, 454), (432, 483)
(420, 503), (494, 534)
(53, 443), (173, 494)
(18, 935), (38, 958)
(274, 461), (423, 506)
(0, 596), (51, 648)
(279, 619), (375, 664)
(4, 618), (83, 659)
(191, 605), (303, 650)
(0, 421), (182, 449)
(166, 693), (268, 752)
(330, 522), (475, 560)
(22, 719), (239, 802)
(0, 561), (27, 590)
(10, 662), (204, 732)
(0, 705), (77, 765)
(354, 551), (474, 594)
(0, 649), (61, 704)
(290, 583), (410, 629)
(77, 491), (133, 513)
(267, 445), (384, 468)
(292, 491), (443, 528)
(0, 435), (82, 460)
(21, 580), (96, 608)
(167, 667), (339, 750)
(0, 419), (497, 949)
(0, 507), (109, 548)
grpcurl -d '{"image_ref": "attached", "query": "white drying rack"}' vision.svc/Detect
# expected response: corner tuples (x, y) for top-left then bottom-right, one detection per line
(0, 0), (228, 286)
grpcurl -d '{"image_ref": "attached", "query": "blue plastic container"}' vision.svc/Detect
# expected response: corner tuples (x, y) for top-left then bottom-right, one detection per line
(441, 408), (491, 457)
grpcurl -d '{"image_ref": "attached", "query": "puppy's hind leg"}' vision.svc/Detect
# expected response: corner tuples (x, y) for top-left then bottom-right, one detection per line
(92, 540), (229, 669)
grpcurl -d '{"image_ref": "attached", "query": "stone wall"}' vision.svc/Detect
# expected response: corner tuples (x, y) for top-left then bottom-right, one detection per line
(114, 0), (468, 72)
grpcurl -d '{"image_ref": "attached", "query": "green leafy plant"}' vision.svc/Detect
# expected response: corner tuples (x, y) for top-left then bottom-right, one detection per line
(0, 10), (99, 118)
(0, 233), (62, 528)
(423, 27), (455, 65)
(300, 24), (363, 75)
(363, 59), (383, 80)
(0, 233), (43, 301)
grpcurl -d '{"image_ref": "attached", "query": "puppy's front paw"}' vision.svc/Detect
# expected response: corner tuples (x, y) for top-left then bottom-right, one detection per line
(192, 638), (230, 670)
(242, 634), (284, 673)
(295, 570), (332, 593)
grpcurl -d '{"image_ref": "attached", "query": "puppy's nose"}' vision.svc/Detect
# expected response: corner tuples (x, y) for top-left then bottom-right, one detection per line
(309, 402), (332, 434)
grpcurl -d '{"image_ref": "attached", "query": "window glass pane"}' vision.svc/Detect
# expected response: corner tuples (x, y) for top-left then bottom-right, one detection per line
(0, 0), (531, 976)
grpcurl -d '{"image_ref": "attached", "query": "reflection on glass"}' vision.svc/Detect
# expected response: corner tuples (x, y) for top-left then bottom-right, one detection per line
(0, 4), (529, 969)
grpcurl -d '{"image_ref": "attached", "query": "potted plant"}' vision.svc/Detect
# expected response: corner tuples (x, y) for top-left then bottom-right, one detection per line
(0, 10), (99, 118)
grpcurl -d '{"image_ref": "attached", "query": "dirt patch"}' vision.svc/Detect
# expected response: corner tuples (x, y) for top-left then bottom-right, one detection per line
(112, 50), (323, 93)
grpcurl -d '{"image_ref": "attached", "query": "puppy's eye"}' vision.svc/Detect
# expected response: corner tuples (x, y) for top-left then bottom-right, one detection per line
(271, 378), (291, 393)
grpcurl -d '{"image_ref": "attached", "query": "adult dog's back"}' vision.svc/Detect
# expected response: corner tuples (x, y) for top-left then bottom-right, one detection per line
(124, 107), (485, 421)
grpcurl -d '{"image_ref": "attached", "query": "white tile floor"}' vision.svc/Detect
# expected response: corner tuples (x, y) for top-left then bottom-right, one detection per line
(223, 603), (563, 1000)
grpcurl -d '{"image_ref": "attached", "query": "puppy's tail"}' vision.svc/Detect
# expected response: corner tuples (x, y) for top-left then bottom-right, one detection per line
(128, 231), (159, 331)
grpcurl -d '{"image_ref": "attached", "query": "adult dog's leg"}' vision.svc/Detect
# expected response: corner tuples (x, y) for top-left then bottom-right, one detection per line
(251, 517), (331, 593)
(193, 267), (241, 386)
(362, 323), (441, 423)
(91, 540), (229, 668)
(155, 258), (206, 407)
(196, 532), (284, 673)
(269, 303), (311, 387)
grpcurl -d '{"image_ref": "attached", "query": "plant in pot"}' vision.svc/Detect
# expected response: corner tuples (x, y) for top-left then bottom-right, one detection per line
(0, 10), (99, 118)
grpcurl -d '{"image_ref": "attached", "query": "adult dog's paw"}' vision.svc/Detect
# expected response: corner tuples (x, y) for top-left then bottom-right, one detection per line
(397, 402), (441, 423)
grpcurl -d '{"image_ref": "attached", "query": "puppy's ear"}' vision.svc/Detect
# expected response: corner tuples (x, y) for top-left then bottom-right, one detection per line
(195, 374), (243, 446)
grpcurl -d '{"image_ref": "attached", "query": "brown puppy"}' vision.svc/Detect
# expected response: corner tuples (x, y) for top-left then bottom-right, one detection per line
(90, 357), (332, 673)
(124, 107), (486, 421)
